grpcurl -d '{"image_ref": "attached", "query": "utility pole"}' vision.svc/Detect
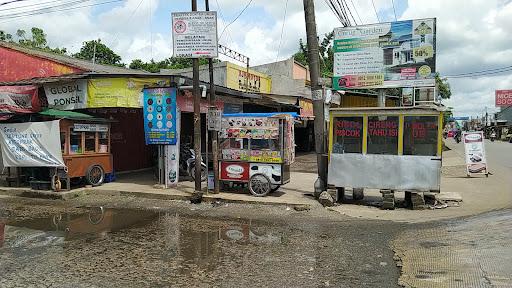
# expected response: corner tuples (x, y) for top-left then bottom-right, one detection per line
(303, 0), (327, 195)
(205, 0), (219, 194)
(192, 0), (202, 193)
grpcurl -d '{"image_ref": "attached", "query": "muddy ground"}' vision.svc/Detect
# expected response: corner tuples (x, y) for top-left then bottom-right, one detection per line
(0, 195), (404, 288)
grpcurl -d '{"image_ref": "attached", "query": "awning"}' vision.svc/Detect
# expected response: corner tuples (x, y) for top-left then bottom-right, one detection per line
(38, 108), (110, 122)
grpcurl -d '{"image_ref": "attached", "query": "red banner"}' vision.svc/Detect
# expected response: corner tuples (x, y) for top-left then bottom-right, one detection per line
(496, 90), (512, 107)
(0, 85), (41, 114)
(220, 161), (249, 182)
(177, 89), (223, 113)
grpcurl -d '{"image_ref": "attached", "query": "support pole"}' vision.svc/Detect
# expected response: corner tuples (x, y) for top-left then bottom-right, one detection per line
(206, 0), (219, 194)
(303, 0), (327, 194)
(246, 59), (250, 92)
(378, 89), (386, 107)
(192, 0), (202, 193)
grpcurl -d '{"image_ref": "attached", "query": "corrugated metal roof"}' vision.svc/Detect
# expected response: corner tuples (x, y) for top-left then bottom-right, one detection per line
(0, 41), (151, 75)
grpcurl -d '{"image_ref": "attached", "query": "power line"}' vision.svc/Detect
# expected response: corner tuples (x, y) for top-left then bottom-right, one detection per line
(341, 0), (358, 25)
(445, 67), (512, 78)
(108, 0), (145, 47)
(219, 0), (253, 41)
(214, 0), (236, 45)
(370, 0), (380, 22)
(0, 0), (30, 7)
(0, 0), (75, 11)
(390, 0), (397, 21)
(274, 0), (288, 63)
(0, 0), (98, 18)
(0, 0), (123, 22)
(444, 65), (512, 77)
(348, 0), (362, 24)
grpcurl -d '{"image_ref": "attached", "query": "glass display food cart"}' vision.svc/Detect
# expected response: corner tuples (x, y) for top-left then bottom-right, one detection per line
(219, 113), (296, 196)
(327, 106), (444, 194)
(56, 119), (113, 189)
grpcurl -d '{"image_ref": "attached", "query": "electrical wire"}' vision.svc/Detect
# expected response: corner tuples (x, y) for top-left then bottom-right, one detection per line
(370, 0), (380, 22)
(324, 0), (343, 24)
(341, 0), (358, 25)
(390, 0), (397, 21)
(0, 0), (99, 18)
(214, 0), (236, 45)
(348, 0), (363, 24)
(0, 0), (123, 22)
(0, 0), (30, 7)
(444, 67), (512, 79)
(0, 0), (76, 11)
(274, 0), (289, 64)
(219, 0), (253, 41)
(108, 0), (145, 47)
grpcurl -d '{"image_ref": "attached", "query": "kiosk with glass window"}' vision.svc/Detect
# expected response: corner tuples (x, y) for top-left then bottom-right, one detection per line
(59, 119), (113, 187)
(219, 113), (295, 196)
(328, 106), (444, 192)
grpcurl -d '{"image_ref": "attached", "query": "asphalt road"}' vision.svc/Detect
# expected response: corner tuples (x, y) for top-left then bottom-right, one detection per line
(449, 138), (512, 171)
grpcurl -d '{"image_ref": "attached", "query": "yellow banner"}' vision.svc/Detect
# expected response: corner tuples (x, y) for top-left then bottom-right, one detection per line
(87, 78), (170, 108)
(225, 62), (271, 93)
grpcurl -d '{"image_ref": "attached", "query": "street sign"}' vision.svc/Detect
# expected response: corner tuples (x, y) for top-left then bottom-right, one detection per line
(172, 11), (218, 58)
(143, 88), (177, 145)
(207, 108), (221, 131)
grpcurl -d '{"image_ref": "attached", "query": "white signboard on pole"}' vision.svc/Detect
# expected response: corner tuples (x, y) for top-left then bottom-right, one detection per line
(0, 120), (65, 167)
(207, 108), (221, 131)
(172, 11), (218, 58)
(463, 131), (488, 176)
(43, 80), (88, 110)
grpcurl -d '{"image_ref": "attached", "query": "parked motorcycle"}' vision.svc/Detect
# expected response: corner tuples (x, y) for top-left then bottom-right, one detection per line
(179, 143), (207, 182)
(455, 130), (461, 143)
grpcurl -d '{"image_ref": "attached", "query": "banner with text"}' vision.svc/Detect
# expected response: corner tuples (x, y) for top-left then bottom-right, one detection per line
(333, 18), (436, 89)
(44, 80), (87, 110)
(0, 120), (65, 167)
(88, 78), (170, 108)
(0, 85), (41, 114)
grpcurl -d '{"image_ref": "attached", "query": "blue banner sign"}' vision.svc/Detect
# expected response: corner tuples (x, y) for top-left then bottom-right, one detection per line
(143, 88), (177, 145)
(451, 116), (469, 121)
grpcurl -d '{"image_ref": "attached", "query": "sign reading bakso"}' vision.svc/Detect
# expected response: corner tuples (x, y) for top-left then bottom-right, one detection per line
(333, 18), (436, 89)
(172, 11), (218, 58)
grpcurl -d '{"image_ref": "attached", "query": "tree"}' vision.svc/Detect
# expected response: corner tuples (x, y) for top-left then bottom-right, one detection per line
(73, 39), (123, 67)
(2, 27), (66, 54)
(435, 73), (451, 99)
(0, 31), (13, 41)
(293, 32), (334, 77)
(129, 57), (218, 72)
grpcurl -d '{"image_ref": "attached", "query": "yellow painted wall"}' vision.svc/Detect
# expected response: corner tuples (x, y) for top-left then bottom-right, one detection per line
(225, 62), (271, 93)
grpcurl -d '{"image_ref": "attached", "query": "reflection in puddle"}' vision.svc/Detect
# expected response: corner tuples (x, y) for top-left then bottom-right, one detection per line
(0, 207), (283, 275)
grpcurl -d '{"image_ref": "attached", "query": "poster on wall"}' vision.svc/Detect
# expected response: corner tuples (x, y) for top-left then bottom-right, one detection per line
(44, 80), (87, 110)
(143, 88), (177, 145)
(333, 18), (436, 89)
(0, 120), (65, 167)
(0, 85), (40, 114)
(402, 88), (414, 106)
(463, 131), (488, 176)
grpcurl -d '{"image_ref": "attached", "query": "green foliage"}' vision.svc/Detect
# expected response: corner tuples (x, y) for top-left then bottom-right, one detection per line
(73, 39), (124, 67)
(129, 57), (218, 72)
(435, 73), (452, 99)
(293, 32), (334, 78)
(1, 27), (66, 54)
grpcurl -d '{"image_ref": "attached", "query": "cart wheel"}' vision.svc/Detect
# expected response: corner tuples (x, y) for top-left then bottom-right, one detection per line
(270, 185), (280, 193)
(249, 174), (271, 197)
(86, 165), (105, 186)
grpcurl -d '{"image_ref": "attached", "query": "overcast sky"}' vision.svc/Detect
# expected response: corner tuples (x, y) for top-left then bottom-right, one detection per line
(1, 0), (511, 117)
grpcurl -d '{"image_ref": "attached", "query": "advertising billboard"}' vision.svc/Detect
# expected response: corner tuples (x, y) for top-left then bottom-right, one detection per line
(463, 131), (488, 176)
(143, 88), (177, 145)
(333, 18), (436, 89)
(495, 90), (512, 107)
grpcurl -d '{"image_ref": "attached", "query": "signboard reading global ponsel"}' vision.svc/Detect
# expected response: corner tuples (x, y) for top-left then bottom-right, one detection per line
(333, 18), (436, 89)
(172, 11), (218, 58)
(44, 80), (87, 110)
(143, 88), (177, 145)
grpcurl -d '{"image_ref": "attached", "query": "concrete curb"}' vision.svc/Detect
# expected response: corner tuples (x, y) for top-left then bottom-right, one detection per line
(0, 186), (313, 209)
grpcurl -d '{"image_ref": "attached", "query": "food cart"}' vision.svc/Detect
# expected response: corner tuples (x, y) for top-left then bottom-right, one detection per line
(327, 106), (444, 194)
(219, 113), (296, 196)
